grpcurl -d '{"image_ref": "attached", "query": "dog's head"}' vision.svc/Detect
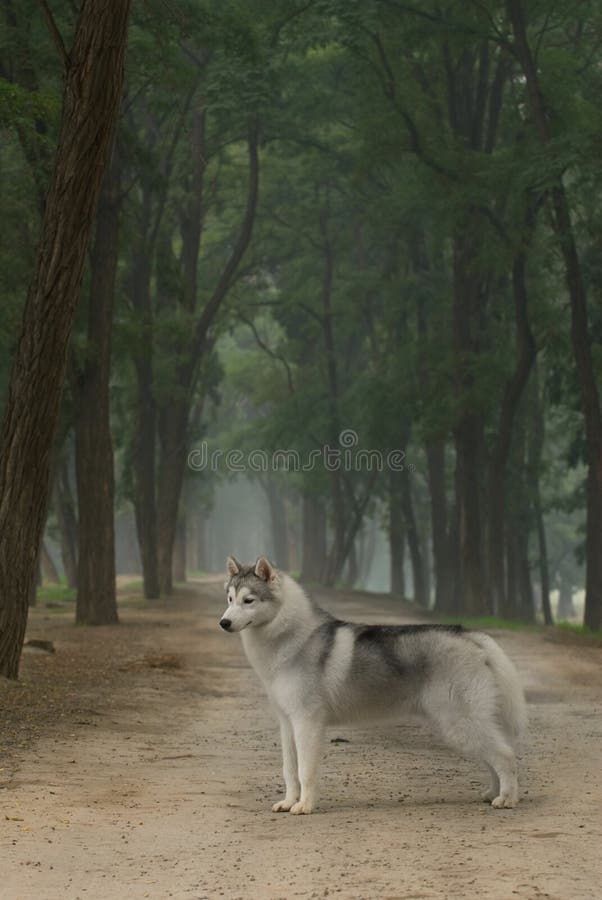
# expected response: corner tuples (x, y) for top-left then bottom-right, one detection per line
(220, 555), (280, 633)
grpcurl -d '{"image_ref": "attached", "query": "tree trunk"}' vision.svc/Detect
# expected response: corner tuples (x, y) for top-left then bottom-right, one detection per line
(426, 439), (453, 612)
(74, 150), (120, 625)
(154, 120), (259, 594)
(452, 232), (487, 616)
(319, 230), (347, 587)
(487, 229), (536, 614)
(287, 506), (300, 574)
(300, 494), (327, 584)
(506, 0), (602, 632)
(157, 401), (189, 595)
(193, 514), (206, 571)
(130, 241), (160, 599)
(40, 541), (60, 584)
(448, 507), (462, 614)
(264, 478), (290, 570)
(54, 457), (78, 589)
(412, 239), (451, 612)
(356, 520), (376, 587)
(530, 366), (552, 625)
(0, 0), (132, 679)
(517, 537), (534, 623)
(557, 576), (575, 620)
(172, 512), (187, 584)
(503, 528), (518, 620)
(389, 469), (406, 597)
(400, 465), (427, 607)
(343, 540), (358, 589)
(533, 490), (551, 624)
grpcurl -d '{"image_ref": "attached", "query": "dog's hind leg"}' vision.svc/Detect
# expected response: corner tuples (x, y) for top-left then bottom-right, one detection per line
(426, 699), (519, 808)
(452, 720), (518, 809)
(481, 763), (500, 803)
(289, 717), (325, 815)
(272, 716), (300, 812)
(482, 739), (518, 808)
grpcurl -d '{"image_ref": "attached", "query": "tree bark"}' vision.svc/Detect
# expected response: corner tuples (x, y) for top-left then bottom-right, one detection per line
(0, 0), (132, 679)
(506, 0), (602, 631)
(74, 149), (120, 625)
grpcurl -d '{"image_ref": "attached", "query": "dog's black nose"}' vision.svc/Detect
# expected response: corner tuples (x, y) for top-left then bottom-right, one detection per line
(220, 618), (232, 631)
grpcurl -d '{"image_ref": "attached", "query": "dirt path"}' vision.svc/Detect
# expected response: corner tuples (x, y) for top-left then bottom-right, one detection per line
(2, 580), (601, 900)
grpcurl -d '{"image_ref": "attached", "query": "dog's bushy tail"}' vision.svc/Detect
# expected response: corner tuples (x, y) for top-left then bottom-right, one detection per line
(467, 632), (528, 745)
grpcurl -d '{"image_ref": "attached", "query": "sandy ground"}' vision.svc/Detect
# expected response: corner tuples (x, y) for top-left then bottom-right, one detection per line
(1, 578), (601, 900)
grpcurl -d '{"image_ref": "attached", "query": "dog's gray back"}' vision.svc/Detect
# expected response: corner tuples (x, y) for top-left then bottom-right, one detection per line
(294, 616), (471, 724)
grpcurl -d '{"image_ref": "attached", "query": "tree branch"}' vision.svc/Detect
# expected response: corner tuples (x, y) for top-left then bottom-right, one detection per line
(237, 314), (295, 395)
(189, 116), (260, 367)
(36, 0), (69, 71)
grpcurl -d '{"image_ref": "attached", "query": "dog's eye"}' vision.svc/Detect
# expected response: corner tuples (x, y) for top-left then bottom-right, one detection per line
(244, 597), (255, 605)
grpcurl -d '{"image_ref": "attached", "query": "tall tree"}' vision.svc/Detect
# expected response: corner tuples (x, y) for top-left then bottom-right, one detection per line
(0, 0), (132, 678)
(506, 0), (602, 630)
(73, 147), (121, 625)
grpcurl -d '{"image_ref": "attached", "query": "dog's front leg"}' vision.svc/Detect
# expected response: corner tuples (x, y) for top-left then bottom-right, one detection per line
(289, 717), (325, 815)
(272, 716), (300, 812)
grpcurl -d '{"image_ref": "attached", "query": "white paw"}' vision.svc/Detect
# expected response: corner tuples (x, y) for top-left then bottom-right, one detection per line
(481, 789), (497, 803)
(290, 798), (314, 815)
(491, 794), (517, 809)
(272, 798), (297, 813)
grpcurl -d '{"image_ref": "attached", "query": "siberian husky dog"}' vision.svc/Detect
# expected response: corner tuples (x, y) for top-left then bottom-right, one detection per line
(220, 556), (527, 815)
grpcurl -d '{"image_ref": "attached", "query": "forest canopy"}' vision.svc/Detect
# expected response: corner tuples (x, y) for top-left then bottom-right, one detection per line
(1, 0), (601, 677)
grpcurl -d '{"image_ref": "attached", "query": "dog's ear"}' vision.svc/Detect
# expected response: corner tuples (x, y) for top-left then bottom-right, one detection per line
(254, 556), (275, 582)
(226, 555), (241, 577)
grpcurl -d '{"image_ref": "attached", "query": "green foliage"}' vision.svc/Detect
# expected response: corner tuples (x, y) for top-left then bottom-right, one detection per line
(36, 584), (76, 604)
(2, 0), (599, 612)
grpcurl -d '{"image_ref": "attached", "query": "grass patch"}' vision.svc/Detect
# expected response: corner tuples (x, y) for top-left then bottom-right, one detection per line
(36, 584), (76, 604)
(118, 579), (144, 593)
(555, 620), (602, 639)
